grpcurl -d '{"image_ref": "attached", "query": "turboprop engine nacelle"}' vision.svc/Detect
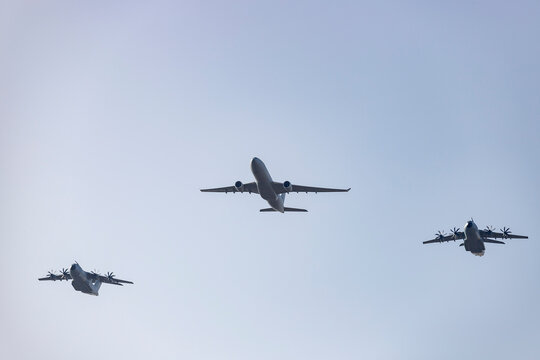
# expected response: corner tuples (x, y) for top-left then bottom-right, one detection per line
(283, 181), (292, 193)
(235, 181), (244, 192)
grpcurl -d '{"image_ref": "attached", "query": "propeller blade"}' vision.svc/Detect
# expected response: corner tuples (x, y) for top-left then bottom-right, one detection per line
(500, 227), (512, 238)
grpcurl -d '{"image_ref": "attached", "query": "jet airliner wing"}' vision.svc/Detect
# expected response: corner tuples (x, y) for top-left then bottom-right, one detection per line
(272, 182), (350, 194)
(200, 182), (259, 194)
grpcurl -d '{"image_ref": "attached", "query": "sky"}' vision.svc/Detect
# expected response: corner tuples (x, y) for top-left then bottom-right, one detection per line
(1, 1), (540, 359)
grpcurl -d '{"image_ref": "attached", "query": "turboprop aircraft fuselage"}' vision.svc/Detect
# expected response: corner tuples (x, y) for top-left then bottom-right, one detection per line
(463, 221), (486, 256)
(251, 157), (285, 212)
(70, 263), (101, 296)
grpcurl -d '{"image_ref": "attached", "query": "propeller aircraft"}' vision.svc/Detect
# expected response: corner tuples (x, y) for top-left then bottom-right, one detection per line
(423, 219), (528, 256)
(39, 262), (133, 296)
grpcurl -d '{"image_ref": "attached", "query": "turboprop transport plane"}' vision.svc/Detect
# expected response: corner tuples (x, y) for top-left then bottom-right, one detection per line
(201, 157), (350, 212)
(39, 263), (133, 296)
(423, 219), (528, 256)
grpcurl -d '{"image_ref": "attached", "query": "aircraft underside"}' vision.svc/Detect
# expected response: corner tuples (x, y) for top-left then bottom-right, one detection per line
(464, 239), (486, 257)
(72, 279), (100, 296)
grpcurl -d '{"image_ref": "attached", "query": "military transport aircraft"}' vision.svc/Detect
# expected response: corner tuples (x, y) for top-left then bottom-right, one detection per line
(39, 262), (133, 296)
(201, 157), (350, 212)
(423, 219), (528, 256)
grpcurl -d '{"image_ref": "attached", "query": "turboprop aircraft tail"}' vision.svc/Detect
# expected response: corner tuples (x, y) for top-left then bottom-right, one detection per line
(260, 207), (308, 212)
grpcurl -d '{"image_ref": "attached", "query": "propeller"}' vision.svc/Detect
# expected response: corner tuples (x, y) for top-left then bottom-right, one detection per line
(450, 227), (461, 241)
(47, 270), (58, 280)
(60, 268), (70, 280)
(500, 227), (512, 239)
(435, 230), (446, 242)
(484, 225), (495, 234)
(106, 272), (116, 282)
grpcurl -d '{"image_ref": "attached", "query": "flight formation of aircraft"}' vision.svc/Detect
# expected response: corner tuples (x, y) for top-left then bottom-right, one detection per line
(38, 157), (530, 295)
(39, 263), (133, 296)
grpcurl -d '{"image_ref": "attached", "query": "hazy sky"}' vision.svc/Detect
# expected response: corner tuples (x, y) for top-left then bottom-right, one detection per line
(1, 1), (539, 359)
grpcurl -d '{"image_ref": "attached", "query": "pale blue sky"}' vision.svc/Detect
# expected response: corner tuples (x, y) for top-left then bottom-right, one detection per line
(1, 1), (539, 359)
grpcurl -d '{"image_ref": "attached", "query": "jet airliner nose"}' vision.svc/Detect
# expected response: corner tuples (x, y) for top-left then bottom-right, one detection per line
(251, 157), (262, 170)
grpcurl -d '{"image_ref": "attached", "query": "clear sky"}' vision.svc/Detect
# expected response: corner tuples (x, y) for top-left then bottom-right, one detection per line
(1, 1), (539, 359)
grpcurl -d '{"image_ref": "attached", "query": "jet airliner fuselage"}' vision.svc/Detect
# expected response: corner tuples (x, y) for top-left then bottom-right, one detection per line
(250, 157), (286, 212)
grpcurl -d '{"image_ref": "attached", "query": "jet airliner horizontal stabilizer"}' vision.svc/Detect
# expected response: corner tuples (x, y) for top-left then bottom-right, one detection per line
(260, 207), (308, 212)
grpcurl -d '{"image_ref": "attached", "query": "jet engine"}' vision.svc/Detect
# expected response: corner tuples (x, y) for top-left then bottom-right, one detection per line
(235, 181), (244, 192)
(283, 181), (292, 193)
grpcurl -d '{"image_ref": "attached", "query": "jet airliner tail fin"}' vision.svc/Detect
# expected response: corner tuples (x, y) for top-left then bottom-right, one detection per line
(260, 207), (308, 212)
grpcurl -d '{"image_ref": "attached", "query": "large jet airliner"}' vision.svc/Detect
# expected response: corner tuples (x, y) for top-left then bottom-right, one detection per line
(201, 157), (350, 212)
